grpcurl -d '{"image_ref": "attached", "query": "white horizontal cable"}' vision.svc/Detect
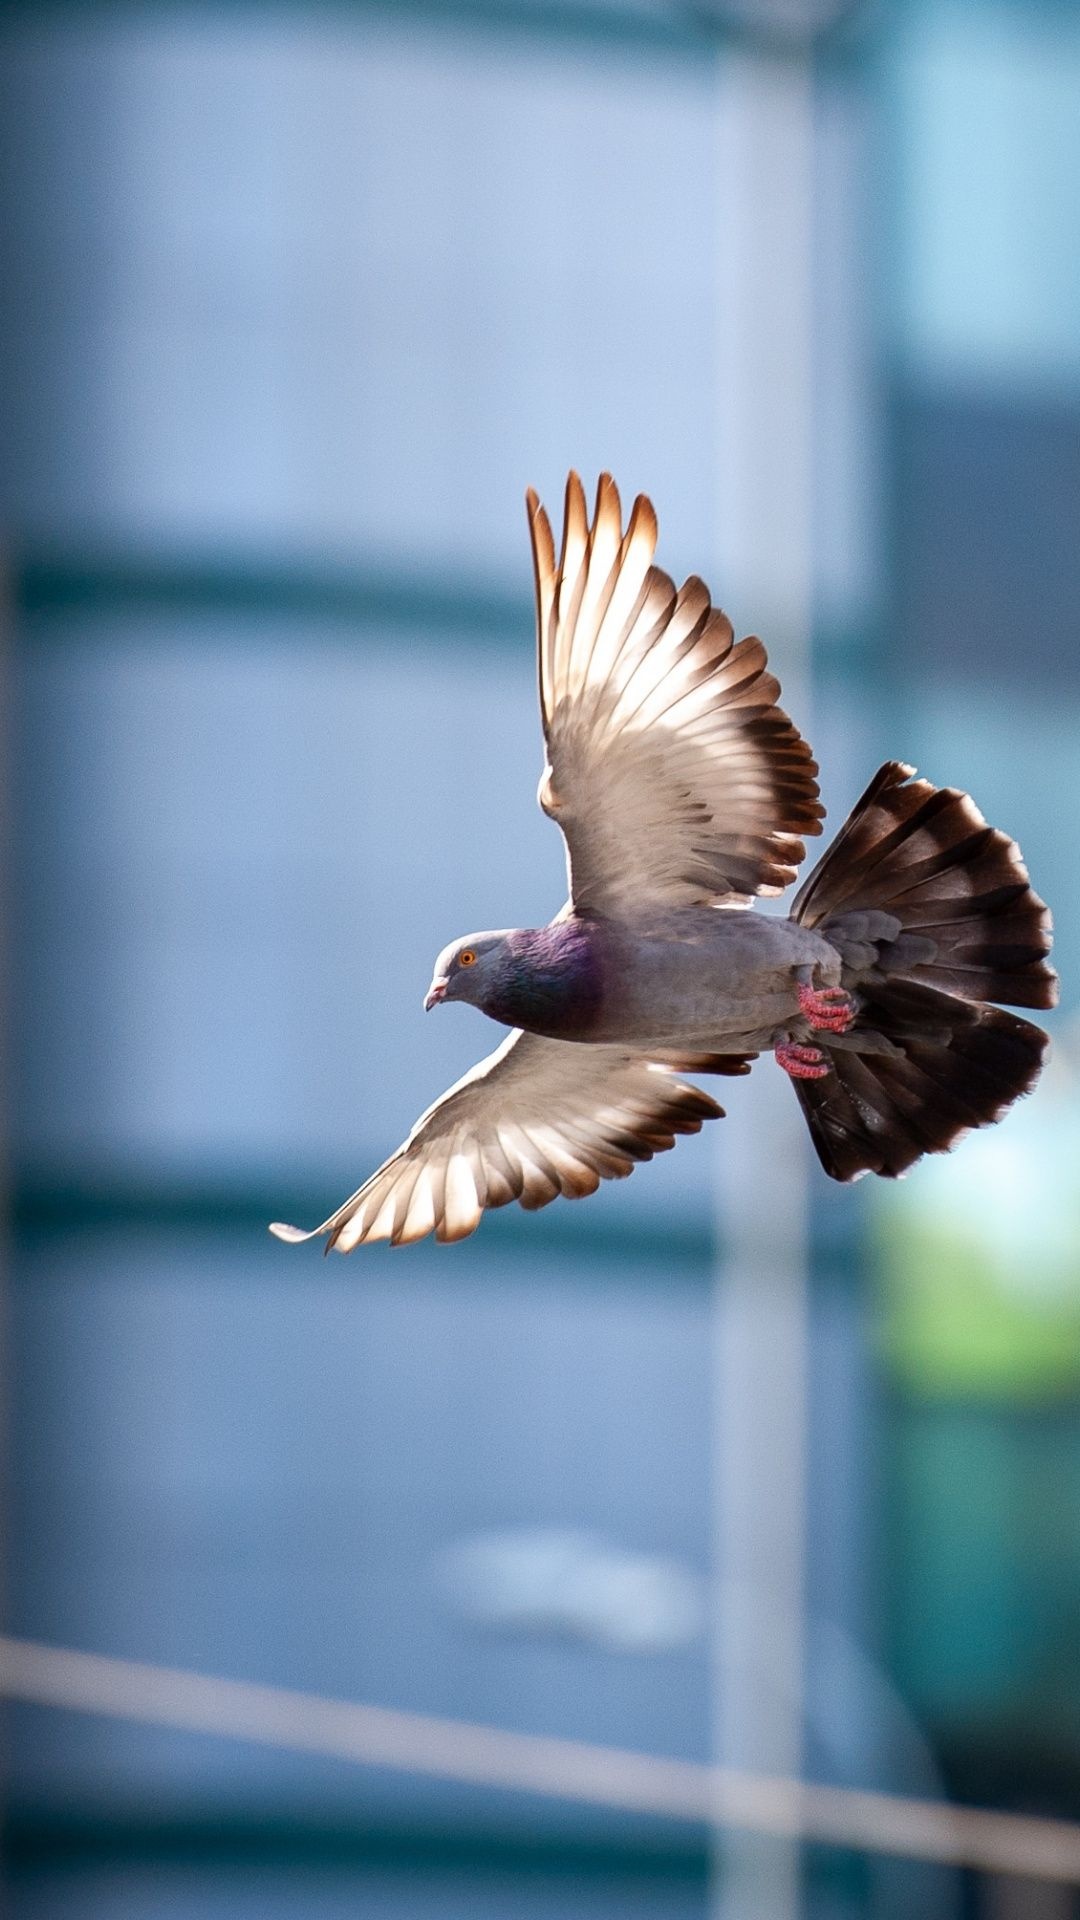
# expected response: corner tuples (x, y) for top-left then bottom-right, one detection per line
(2, 1634), (1078, 1886)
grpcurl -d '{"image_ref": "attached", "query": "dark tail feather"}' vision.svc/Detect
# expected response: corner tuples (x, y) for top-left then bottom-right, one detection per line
(792, 761), (1057, 1011)
(794, 980), (1048, 1182)
(789, 764), (1055, 1179)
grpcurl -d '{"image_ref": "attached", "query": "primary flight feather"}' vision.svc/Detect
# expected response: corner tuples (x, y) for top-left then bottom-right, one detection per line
(272, 473), (1056, 1251)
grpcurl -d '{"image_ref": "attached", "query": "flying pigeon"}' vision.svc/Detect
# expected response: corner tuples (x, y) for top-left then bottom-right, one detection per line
(272, 473), (1056, 1251)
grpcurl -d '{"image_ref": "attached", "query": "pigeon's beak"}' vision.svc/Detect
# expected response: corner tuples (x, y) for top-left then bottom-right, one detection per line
(424, 977), (449, 1012)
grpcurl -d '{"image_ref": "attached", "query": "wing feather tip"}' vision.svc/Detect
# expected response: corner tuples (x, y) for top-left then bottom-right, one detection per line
(268, 1220), (324, 1245)
(595, 469), (622, 524)
(628, 490), (658, 544)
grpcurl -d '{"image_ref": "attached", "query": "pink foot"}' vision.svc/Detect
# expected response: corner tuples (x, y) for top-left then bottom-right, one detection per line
(797, 983), (855, 1033)
(776, 1042), (831, 1081)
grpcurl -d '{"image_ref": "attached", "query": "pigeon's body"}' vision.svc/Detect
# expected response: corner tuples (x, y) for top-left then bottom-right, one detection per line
(272, 473), (1056, 1252)
(478, 911), (840, 1052)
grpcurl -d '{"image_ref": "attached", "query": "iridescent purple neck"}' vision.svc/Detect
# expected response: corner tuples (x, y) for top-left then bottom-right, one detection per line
(481, 919), (605, 1038)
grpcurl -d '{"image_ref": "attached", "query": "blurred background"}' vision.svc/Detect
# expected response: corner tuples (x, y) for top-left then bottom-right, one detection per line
(1, 1), (1078, 1916)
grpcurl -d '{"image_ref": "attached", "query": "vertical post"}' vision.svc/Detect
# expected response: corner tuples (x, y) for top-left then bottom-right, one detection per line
(710, 43), (818, 1920)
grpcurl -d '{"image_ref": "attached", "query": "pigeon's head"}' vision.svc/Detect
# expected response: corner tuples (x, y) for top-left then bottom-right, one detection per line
(424, 931), (513, 1012)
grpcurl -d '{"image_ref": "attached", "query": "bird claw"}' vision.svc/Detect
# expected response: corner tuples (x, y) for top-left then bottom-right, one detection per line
(797, 983), (855, 1033)
(775, 1042), (831, 1081)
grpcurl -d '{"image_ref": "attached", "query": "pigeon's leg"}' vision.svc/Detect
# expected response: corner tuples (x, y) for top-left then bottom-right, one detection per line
(775, 1042), (830, 1081)
(795, 966), (855, 1034)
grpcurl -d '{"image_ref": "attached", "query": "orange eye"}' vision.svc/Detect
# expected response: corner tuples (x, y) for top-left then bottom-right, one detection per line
(458, 949), (477, 968)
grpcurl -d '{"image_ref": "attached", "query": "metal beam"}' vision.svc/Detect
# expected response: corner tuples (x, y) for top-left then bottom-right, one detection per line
(13, 554), (532, 647)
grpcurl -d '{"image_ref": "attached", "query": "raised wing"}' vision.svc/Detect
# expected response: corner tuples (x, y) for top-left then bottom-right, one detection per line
(528, 472), (824, 911)
(269, 1030), (732, 1252)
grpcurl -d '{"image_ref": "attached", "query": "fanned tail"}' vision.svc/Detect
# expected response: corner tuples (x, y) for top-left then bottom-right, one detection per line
(791, 979), (1048, 1181)
(788, 763), (1056, 1181)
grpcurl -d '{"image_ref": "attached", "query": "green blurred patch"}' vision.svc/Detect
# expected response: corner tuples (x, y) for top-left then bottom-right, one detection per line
(874, 1060), (1080, 1402)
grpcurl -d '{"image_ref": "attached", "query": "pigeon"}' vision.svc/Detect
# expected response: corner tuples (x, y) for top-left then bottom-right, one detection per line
(271, 473), (1056, 1251)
